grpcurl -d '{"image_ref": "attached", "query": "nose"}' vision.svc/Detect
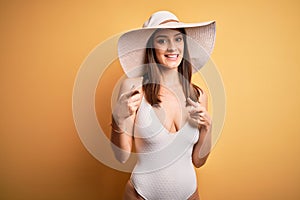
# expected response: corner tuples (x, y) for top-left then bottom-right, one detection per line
(167, 40), (176, 52)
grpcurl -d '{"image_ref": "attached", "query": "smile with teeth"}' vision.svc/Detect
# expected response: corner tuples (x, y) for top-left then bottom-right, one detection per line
(165, 54), (179, 59)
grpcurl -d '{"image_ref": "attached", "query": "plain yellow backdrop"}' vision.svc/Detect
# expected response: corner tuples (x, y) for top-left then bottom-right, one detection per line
(1, 0), (300, 199)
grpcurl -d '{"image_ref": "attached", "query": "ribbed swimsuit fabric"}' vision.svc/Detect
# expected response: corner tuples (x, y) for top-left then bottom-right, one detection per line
(131, 97), (199, 200)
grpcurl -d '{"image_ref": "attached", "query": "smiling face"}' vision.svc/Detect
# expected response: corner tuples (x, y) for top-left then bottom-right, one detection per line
(153, 29), (184, 70)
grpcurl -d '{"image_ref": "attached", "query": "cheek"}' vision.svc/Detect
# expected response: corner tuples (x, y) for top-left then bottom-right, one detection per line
(178, 44), (184, 54)
(155, 48), (165, 59)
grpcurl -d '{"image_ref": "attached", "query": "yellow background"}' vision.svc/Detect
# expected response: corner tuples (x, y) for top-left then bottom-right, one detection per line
(1, 0), (300, 199)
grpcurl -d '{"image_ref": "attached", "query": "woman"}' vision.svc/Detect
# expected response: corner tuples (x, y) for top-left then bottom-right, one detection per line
(111, 11), (216, 200)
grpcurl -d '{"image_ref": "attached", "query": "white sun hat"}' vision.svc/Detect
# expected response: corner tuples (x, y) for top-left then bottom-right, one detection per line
(118, 11), (216, 78)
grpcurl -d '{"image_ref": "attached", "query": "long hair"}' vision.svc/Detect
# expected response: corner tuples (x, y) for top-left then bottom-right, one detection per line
(143, 28), (201, 107)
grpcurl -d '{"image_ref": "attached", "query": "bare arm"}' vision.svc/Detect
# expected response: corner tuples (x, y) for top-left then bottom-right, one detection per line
(110, 78), (143, 163)
(188, 91), (212, 168)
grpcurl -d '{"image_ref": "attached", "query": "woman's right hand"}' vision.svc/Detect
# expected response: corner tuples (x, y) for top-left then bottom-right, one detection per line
(112, 86), (143, 124)
(110, 78), (143, 163)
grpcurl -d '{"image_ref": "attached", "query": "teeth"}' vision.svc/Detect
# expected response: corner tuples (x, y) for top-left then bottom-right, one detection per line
(166, 55), (177, 58)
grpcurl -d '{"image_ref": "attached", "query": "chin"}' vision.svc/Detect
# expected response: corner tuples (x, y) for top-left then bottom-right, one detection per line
(161, 64), (180, 69)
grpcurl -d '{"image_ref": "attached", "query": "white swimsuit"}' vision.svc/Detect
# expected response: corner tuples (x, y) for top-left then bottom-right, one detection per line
(131, 97), (199, 200)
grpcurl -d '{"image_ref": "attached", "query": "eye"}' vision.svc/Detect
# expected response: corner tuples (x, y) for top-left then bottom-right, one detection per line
(175, 36), (183, 42)
(156, 39), (167, 44)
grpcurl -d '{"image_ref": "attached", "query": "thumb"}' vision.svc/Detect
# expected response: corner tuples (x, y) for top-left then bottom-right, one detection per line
(124, 87), (140, 98)
(187, 97), (199, 108)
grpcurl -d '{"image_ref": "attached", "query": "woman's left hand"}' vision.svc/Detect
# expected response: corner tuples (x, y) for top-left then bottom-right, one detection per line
(187, 98), (212, 131)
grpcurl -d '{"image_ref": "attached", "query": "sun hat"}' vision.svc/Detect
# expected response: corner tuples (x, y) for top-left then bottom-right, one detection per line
(118, 11), (216, 78)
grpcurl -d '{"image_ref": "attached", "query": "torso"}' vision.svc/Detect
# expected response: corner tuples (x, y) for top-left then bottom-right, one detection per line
(125, 77), (199, 199)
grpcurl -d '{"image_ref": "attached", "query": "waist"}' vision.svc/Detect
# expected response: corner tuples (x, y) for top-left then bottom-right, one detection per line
(131, 161), (197, 200)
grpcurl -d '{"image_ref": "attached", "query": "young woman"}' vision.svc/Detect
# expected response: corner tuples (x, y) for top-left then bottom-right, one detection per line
(111, 11), (216, 200)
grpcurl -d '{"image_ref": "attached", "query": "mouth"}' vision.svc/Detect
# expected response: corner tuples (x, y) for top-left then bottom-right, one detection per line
(164, 54), (179, 59)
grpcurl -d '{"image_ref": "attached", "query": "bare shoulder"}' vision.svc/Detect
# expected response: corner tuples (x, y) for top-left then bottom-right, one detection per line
(119, 76), (143, 94)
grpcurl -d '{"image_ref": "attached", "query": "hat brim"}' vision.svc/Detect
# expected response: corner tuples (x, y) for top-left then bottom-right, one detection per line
(118, 21), (216, 78)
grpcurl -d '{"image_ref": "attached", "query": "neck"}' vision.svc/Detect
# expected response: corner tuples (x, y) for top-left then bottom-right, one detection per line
(158, 67), (181, 87)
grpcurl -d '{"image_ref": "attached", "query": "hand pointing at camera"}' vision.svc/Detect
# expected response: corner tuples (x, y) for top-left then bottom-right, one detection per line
(187, 97), (212, 131)
(113, 86), (143, 122)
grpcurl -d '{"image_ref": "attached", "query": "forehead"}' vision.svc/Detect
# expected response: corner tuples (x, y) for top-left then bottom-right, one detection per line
(153, 29), (182, 37)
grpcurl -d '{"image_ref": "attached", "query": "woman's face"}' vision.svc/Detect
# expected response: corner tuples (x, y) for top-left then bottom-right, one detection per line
(153, 29), (184, 70)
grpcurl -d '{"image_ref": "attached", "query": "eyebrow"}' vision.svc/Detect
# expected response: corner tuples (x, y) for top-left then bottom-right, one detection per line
(154, 32), (183, 39)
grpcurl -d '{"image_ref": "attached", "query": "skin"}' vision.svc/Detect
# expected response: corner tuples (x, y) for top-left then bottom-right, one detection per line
(153, 29), (184, 71)
(111, 29), (212, 199)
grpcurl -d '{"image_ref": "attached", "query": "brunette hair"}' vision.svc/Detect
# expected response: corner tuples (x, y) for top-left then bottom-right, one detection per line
(142, 28), (202, 107)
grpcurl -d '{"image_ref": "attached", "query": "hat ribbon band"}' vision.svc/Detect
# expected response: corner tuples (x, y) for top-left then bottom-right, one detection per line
(159, 19), (179, 25)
